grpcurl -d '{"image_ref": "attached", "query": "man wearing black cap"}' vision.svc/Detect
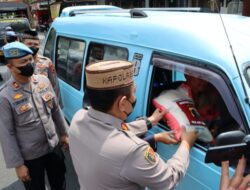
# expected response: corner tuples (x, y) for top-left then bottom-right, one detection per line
(21, 30), (62, 107)
(0, 42), (68, 190)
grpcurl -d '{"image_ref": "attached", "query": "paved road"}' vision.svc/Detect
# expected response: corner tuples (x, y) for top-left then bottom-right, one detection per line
(0, 147), (80, 190)
(0, 32), (80, 190)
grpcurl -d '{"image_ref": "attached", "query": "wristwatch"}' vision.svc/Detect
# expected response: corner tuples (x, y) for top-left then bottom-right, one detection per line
(136, 116), (152, 130)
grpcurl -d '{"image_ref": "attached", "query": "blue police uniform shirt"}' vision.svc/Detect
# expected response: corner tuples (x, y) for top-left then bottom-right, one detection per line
(2, 41), (33, 60)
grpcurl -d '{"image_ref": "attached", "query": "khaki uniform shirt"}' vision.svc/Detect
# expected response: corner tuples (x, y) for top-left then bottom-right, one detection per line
(35, 54), (63, 108)
(69, 108), (190, 190)
(0, 74), (68, 168)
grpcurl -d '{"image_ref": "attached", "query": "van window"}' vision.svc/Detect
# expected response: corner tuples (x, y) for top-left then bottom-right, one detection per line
(56, 36), (85, 90)
(87, 42), (128, 65)
(148, 53), (244, 148)
(44, 28), (56, 61)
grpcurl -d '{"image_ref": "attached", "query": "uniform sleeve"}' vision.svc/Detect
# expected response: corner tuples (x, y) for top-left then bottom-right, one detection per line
(47, 81), (69, 136)
(143, 135), (157, 151)
(120, 143), (190, 190)
(126, 120), (148, 136)
(47, 60), (63, 108)
(0, 96), (24, 168)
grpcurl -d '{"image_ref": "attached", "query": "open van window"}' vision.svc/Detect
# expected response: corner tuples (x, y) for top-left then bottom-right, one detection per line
(147, 53), (244, 147)
(87, 42), (128, 65)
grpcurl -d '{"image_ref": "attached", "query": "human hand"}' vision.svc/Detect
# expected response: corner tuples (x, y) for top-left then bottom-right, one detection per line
(15, 165), (31, 182)
(180, 128), (198, 150)
(220, 156), (250, 190)
(154, 131), (178, 144)
(148, 108), (167, 126)
(60, 135), (69, 150)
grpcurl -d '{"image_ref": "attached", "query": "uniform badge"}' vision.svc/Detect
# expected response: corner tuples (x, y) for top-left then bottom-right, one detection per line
(49, 63), (55, 74)
(121, 123), (129, 131)
(9, 49), (19, 57)
(12, 82), (20, 89)
(13, 93), (23, 100)
(42, 92), (53, 102)
(41, 72), (48, 77)
(38, 63), (46, 69)
(144, 146), (156, 164)
(19, 103), (31, 113)
(38, 83), (46, 90)
(47, 100), (53, 109)
(32, 76), (38, 83)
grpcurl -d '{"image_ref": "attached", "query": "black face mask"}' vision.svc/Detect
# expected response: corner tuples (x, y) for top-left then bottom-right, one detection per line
(29, 46), (39, 56)
(16, 62), (35, 77)
(123, 98), (137, 117)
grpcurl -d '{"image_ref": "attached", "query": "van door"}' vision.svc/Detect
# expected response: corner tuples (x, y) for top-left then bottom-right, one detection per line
(146, 53), (246, 189)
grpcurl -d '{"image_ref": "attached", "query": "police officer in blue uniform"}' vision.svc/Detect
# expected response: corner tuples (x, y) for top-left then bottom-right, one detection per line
(0, 42), (69, 190)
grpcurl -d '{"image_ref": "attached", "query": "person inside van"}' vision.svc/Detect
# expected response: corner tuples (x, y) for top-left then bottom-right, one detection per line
(153, 71), (238, 141)
(88, 44), (105, 64)
(184, 75), (238, 138)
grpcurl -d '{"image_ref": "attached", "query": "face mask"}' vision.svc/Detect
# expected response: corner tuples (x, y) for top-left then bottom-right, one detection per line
(123, 98), (137, 117)
(16, 62), (35, 77)
(29, 46), (39, 56)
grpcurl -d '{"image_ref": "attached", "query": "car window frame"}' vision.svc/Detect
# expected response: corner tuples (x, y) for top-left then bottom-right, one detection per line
(147, 52), (249, 149)
(43, 27), (56, 62)
(86, 42), (129, 65)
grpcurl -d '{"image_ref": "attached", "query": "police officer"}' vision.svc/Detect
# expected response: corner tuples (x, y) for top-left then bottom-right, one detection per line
(21, 30), (63, 107)
(69, 60), (198, 190)
(0, 42), (69, 190)
(5, 31), (19, 43)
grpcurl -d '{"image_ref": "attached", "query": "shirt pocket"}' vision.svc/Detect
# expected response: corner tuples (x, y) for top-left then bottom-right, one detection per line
(14, 103), (36, 126)
(41, 91), (55, 115)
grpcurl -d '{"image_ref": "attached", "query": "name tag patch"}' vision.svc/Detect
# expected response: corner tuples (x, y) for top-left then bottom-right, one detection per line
(19, 103), (32, 114)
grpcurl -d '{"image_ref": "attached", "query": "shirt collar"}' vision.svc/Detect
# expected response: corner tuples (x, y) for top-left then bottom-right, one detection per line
(88, 107), (123, 130)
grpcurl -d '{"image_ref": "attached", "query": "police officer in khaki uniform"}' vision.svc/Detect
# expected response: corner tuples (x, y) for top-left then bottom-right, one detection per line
(21, 30), (63, 107)
(69, 60), (198, 190)
(0, 42), (69, 190)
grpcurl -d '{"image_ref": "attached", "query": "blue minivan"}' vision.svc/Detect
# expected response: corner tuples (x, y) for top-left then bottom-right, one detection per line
(44, 6), (250, 189)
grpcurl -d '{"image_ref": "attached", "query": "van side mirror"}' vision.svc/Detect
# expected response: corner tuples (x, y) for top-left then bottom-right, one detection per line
(216, 130), (245, 146)
(205, 130), (249, 166)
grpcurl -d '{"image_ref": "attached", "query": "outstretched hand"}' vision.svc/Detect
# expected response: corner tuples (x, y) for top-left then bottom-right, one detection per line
(148, 108), (166, 126)
(220, 156), (250, 190)
(154, 131), (178, 144)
